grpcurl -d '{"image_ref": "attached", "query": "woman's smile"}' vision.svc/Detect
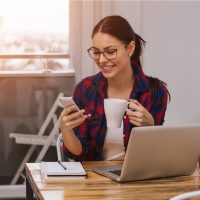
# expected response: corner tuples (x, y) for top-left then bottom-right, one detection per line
(101, 64), (115, 71)
(100, 63), (117, 77)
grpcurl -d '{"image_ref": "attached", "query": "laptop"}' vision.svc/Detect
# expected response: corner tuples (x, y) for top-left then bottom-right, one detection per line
(92, 123), (200, 182)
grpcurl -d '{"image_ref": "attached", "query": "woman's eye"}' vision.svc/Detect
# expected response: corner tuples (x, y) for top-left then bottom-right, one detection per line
(93, 51), (100, 56)
(106, 49), (116, 55)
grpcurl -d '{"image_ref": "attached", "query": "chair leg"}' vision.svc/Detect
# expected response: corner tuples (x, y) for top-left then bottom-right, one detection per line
(10, 145), (36, 185)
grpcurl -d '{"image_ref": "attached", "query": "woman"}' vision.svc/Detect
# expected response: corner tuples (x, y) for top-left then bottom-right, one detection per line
(60, 15), (170, 161)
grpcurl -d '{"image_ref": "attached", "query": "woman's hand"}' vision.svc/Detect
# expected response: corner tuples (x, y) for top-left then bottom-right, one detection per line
(60, 104), (87, 134)
(125, 99), (154, 126)
(60, 105), (90, 156)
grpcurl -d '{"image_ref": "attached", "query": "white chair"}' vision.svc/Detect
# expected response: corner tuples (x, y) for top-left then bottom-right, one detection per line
(56, 133), (74, 162)
(9, 92), (64, 185)
(170, 191), (200, 200)
(56, 133), (64, 162)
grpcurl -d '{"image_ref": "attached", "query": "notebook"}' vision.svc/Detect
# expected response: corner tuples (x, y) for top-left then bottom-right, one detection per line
(92, 123), (200, 182)
(40, 161), (87, 183)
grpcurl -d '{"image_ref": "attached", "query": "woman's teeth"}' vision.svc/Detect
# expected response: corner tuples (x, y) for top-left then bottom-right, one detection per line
(103, 65), (114, 70)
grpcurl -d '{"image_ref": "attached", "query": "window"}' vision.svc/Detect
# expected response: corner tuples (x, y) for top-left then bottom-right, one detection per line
(0, 0), (69, 72)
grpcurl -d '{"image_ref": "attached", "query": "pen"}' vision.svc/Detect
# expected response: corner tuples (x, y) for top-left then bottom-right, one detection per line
(57, 160), (67, 170)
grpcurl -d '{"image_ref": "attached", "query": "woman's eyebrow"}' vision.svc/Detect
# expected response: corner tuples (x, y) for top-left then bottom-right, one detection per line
(104, 46), (116, 50)
(92, 45), (116, 50)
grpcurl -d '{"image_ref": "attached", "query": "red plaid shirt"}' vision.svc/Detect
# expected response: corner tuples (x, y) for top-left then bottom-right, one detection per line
(63, 61), (169, 161)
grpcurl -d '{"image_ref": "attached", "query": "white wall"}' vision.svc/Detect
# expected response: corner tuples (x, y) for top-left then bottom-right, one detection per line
(141, 1), (200, 125)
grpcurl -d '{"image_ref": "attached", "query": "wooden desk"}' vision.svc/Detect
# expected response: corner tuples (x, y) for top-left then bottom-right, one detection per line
(25, 161), (200, 200)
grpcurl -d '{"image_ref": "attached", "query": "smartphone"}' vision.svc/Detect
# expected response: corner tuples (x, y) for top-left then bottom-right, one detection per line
(59, 97), (84, 117)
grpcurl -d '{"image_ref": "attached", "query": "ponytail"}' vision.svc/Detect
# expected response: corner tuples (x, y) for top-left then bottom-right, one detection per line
(131, 33), (146, 66)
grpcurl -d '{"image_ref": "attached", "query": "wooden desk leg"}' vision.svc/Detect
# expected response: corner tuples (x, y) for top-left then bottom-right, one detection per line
(26, 178), (34, 200)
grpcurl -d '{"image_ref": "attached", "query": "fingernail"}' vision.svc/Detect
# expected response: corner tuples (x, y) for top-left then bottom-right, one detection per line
(86, 114), (91, 119)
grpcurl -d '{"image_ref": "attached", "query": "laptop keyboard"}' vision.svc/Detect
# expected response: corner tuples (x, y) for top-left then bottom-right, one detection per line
(109, 170), (121, 176)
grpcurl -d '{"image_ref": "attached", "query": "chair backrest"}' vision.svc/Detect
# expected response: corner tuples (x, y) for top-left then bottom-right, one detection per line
(37, 92), (64, 137)
(56, 133), (74, 162)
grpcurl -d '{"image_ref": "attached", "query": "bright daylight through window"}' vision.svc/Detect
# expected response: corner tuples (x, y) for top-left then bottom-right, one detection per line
(0, 0), (69, 72)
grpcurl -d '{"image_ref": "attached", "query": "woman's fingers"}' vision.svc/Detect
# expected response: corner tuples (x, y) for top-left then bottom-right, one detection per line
(60, 105), (88, 131)
(126, 99), (154, 126)
(63, 115), (86, 129)
(128, 99), (143, 112)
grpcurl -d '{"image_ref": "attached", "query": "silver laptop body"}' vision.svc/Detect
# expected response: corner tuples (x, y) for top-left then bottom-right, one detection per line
(92, 123), (200, 182)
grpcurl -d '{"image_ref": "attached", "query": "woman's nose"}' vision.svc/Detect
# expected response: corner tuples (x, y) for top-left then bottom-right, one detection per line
(98, 53), (108, 63)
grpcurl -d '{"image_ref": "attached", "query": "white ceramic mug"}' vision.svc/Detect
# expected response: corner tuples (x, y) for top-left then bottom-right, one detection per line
(104, 98), (128, 128)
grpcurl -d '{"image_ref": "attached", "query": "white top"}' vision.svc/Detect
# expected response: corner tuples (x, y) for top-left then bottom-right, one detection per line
(102, 122), (125, 161)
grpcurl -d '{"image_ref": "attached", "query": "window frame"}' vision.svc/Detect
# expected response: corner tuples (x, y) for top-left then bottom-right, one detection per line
(0, 53), (74, 77)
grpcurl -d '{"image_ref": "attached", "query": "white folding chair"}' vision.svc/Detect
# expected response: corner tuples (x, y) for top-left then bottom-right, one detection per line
(9, 92), (64, 185)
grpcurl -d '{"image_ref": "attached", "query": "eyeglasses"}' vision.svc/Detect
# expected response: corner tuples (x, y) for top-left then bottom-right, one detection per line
(87, 44), (126, 60)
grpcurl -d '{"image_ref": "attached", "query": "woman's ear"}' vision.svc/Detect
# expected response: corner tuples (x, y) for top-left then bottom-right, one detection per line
(127, 41), (135, 56)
